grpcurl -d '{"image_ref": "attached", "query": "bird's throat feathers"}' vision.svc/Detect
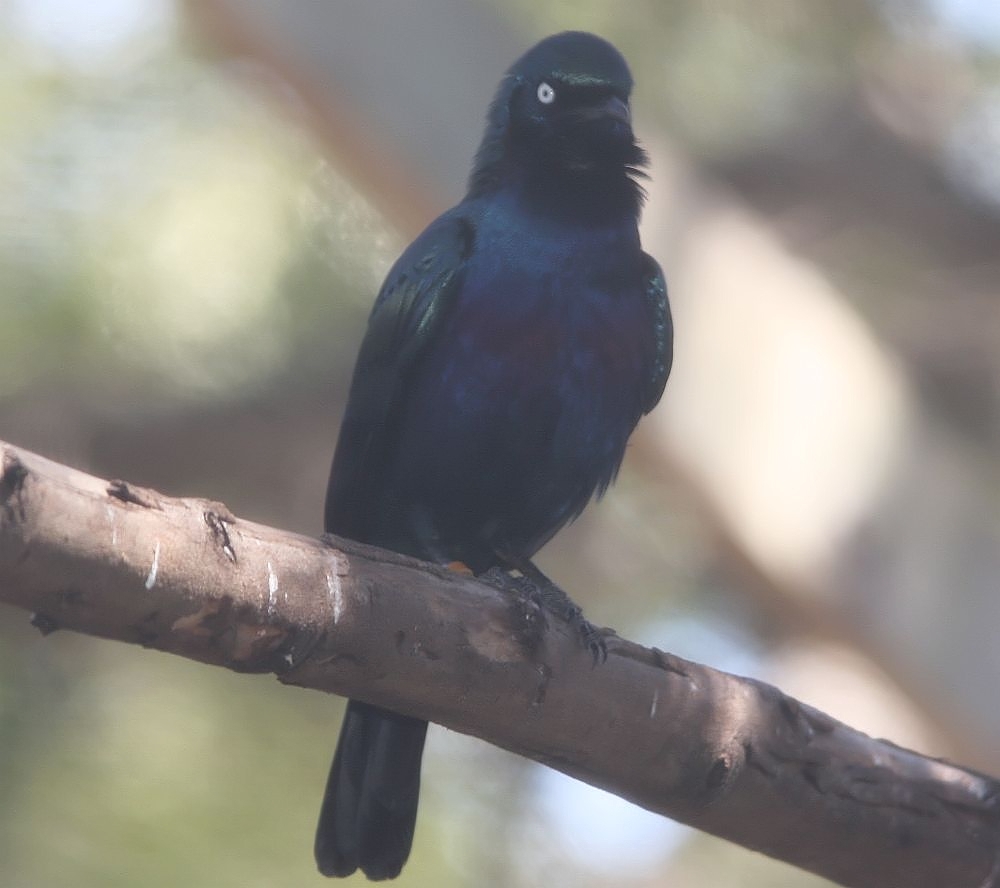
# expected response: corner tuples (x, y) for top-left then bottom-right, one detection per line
(469, 121), (647, 223)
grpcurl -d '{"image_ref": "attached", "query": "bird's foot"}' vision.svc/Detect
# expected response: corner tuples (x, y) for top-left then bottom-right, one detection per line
(534, 579), (612, 663)
(479, 566), (612, 663)
(480, 566), (548, 653)
(578, 619), (614, 664)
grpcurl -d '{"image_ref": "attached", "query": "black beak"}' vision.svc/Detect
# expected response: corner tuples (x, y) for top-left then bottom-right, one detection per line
(574, 94), (631, 130)
(600, 95), (631, 126)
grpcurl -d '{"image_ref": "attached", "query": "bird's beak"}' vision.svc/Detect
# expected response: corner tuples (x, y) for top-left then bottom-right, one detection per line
(574, 94), (631, 130)
(600, 95), (631, 126)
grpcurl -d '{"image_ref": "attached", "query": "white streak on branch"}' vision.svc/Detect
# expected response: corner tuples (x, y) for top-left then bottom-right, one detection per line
(145, 540), (161, 590)
(267, 560), (279, 613)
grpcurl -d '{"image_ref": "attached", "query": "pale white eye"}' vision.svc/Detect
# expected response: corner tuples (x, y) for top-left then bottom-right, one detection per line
(536, 82), (556, 105)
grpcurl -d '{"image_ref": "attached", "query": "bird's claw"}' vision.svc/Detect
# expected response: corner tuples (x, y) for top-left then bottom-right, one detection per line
(479, 566), (610, 663)
(575, 618), (613, 664)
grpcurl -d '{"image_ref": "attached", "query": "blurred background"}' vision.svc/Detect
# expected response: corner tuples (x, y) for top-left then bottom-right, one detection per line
(1, 1), (999, 886)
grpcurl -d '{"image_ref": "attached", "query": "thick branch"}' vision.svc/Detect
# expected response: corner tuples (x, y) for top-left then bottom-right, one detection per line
(0, 439), (997, 887)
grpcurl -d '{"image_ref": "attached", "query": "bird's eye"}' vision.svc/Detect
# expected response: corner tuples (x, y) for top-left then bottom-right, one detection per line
(536, 82), (556, 105)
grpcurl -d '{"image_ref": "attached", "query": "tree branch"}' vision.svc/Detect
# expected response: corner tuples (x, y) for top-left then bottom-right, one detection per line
(1, 439), (997, 887)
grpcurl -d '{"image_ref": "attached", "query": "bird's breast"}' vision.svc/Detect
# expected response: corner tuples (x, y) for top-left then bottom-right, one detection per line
(406, 238), (651, 480)
(387, 211), (653, 560)
(451, 217), (648, 404)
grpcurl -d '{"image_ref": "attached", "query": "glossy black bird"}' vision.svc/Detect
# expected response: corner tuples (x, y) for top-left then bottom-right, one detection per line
(315, 31), (672, 880)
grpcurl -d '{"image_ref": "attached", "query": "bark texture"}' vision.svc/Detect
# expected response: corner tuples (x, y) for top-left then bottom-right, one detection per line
(0, 439), (997, 887)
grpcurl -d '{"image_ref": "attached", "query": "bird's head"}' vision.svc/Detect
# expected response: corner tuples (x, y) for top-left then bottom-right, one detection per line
(469, 32), (647, 213)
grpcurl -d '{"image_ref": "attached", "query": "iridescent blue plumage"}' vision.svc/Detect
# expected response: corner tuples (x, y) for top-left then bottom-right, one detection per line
(316, 31), (672, 880)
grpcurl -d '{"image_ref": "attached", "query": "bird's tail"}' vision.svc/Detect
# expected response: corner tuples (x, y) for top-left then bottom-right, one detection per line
(315, 700), (428, 880)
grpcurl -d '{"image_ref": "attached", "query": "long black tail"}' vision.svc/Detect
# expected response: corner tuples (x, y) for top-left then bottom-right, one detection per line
(315, 700), (428, 880)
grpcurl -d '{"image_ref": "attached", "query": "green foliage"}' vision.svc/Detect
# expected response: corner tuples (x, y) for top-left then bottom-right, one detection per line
(0, 17), (393, 405)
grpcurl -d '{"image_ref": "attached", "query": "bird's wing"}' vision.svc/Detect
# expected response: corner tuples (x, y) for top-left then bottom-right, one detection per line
(640, 251), (673, 414)
(324, 211), (475, 537)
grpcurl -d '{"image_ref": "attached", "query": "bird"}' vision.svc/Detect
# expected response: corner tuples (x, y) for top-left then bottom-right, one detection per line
(314, 30), (672, 880)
